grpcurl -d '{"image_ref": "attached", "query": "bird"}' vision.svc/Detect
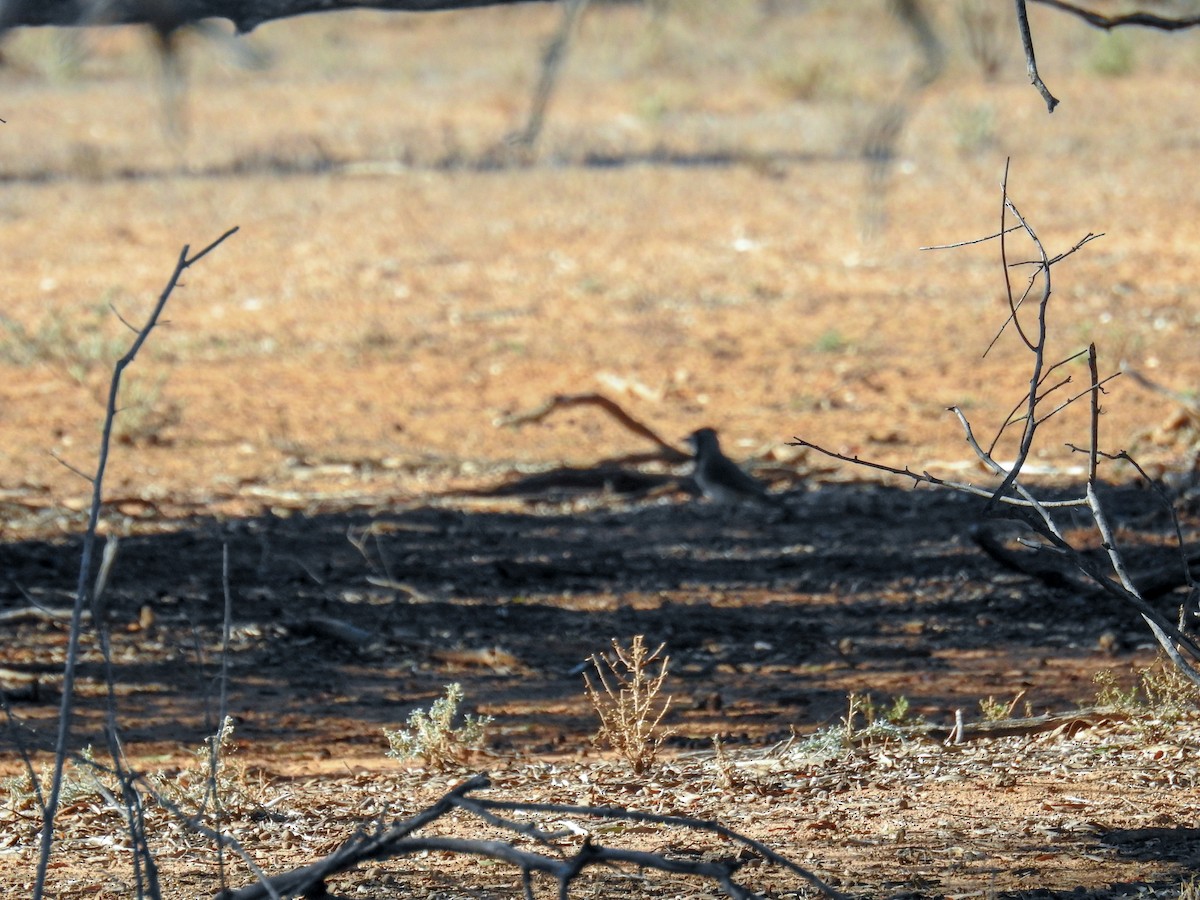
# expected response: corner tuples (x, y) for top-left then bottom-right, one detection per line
(686, 427), (786, 512)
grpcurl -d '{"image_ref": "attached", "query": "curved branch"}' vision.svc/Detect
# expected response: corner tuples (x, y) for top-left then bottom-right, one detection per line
(1031, 0), (1200, 31)
(0, 0), (551, 34)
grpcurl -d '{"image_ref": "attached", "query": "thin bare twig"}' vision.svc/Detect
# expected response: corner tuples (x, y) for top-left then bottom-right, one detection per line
(1033, 371), (1120, 427)
(33, 226), (238, 900)
(87, 533), (162, 900)
(497, 392), (689, 461)
(919, 223), (1022, 251)
(1087, 344), (1100, 484)
(788, 433), (1086, 512)
(1031, 0), (1200, 31)
(1015, 0), (1060, 112)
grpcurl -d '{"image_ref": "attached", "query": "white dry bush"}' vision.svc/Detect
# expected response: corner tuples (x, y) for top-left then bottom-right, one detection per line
(384, 683), (493, 772)
(150, 716), (272, 823)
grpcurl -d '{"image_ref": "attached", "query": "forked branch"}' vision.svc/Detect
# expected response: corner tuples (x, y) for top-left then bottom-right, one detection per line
(794, 169), (1200, 683)
(33, 226), (239, 900)
(218, 774), (847, 900)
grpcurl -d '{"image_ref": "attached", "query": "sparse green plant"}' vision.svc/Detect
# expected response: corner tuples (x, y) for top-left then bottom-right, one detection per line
(584, 635), (674, 774)
(832, 693), (922, 751)
(979, 696), (1008, 721)
(853, 692), (922, 729)
(813, 329), (848, 354)
(950, 103), (996, 155)
(0, 304), (128, 378)
(882, 695), (917, 726)
(1089, 31), (1136, 78)
(384, 683), (492, 772)
(111, 372), (182, 445)
(979, 691), (1028, 721)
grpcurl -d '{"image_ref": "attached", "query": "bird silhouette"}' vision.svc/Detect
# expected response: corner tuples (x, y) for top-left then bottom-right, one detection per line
(686, 427), (788, 514)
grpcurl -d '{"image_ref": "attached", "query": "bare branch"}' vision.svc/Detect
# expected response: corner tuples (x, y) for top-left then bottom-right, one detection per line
(805, 164), (1200, 687)
(33, 226), (238, 900)
(219, 774), (846, 900)
(0, 0), (552, 34)
(508, 0), (588, 154)
(787, 433), (1087, 510)
(919, 223), (1022, 251)
(1015, 0), (1059, 112)
(497, 392), (689, 462)
(1015, 0), (1200, 110)
(1031, 0), (1200, 31)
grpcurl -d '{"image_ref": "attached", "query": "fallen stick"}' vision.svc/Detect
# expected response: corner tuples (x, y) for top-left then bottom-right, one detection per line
(496, 392), (689, 462)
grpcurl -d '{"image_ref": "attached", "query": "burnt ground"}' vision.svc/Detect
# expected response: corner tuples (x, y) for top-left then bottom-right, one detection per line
(0, 477), (1187, 753)
(3, 475), (1200, 899)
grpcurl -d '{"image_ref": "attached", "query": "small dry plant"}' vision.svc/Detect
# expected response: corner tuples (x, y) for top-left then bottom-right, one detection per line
(383, 683), (493, 772)
(584, 635), (674, 774)
(1, 746), (109, 818)
(1095, 656), (1200, 737)
(151, 716), (267, 823)
(979, 690), (1031, 722)
(959, 0), (1009, 81)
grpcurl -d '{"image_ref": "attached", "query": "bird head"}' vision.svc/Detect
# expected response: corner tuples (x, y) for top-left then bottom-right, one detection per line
(686, 427), (720, 456)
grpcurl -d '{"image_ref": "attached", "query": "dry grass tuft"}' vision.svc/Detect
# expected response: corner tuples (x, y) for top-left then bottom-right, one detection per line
(584, 635), (674, 774)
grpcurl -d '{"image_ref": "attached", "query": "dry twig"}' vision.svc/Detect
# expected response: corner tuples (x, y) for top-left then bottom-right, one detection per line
(32, 226), (239, 900)
(217, 773), (847, 900)
(497, 391), (688, 462)
(793, 166), (1200, 685)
